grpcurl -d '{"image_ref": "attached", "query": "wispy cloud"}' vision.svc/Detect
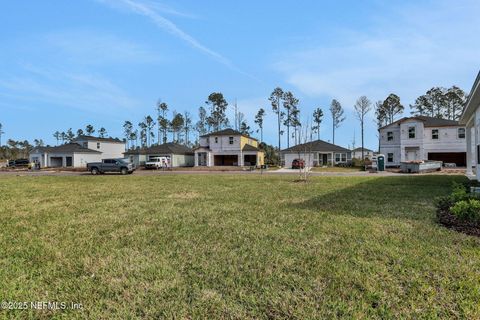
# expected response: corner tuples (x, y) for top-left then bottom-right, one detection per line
(274, 0), (480, 110)
(97, 0), (254, 78)
(0, 66), (139, 114)
(42, 30), (161, 65)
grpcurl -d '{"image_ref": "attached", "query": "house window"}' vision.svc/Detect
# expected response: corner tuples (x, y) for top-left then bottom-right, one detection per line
(387, 153), (394, 163)
(335, 153), (346, 162)
(82, 142), (88, 148)
(458, 128), (466, 139)
(96, 142), (101, 149)
(387, 132), (393, 141)
(214, 137), (218, 143)
(478, 145), (480, 165)
(229, 137), (234, 144)
(408, 126), (416, 139)
(432, 129), (439, 140)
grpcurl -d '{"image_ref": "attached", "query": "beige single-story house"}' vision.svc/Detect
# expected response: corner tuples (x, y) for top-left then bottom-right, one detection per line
(351, 147), (375, 160)
(29, 143), (102, 168)
(281, 140), (352, 167)
(459, 70), (480, 180)
(29, 136), (126, 168)
(124, 143), (194, 167)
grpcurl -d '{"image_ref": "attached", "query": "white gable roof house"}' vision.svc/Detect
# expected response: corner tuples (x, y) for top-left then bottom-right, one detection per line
(459, 71), (480, 181)
(29, 136), (126, 168)
(379, 116), (467, 167)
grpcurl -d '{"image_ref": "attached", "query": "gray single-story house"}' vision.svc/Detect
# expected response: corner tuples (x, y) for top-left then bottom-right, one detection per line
(281, 140), (352, 167)
(124, 143), (194, 167)
(29, 143), (102, 168)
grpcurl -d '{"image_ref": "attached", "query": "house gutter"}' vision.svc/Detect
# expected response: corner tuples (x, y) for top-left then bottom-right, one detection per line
(460, 70), (480, 125)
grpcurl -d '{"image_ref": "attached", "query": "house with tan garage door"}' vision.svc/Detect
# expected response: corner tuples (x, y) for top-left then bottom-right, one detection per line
(194, 129), (264, 167)
(379, 116), (467, 167)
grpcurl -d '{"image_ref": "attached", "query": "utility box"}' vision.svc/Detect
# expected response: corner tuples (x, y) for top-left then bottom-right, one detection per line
(377, 154), (385, 171)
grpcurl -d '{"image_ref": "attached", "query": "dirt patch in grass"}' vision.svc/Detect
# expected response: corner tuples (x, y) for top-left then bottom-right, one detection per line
(437, 208), (480, 237)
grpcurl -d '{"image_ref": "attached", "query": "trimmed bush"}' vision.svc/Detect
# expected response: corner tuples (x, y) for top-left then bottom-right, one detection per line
(450, 199), (480, 222)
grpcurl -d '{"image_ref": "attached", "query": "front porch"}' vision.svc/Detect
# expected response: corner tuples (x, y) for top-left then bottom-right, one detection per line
(194, 150), (261, 167)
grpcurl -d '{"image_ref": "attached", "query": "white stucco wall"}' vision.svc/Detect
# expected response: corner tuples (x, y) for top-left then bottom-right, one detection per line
(380, 120), (466, 166)
(74, 153), (103, 167)
(30, 152), (102, 168)
(76, 138), (125, 159)
(199, 135), (241, 152)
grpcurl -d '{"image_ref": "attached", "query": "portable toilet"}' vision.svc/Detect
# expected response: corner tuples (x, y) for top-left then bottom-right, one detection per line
(377, 154), (385, 171)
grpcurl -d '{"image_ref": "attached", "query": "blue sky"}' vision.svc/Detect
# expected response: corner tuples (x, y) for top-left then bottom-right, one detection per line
(1, 0), (479, 149)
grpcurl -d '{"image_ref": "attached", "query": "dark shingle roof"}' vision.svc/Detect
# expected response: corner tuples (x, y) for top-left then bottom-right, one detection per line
(352, 147), (373, 152)
(281, 140), (350, 153)
(32, 143), (101, 154)
(124, 143), (194, 155)
(380, 116), (460, 130)
(200, 128), (258, 141)
(75, 135), (124, 143)
(242, 144), (259, 151)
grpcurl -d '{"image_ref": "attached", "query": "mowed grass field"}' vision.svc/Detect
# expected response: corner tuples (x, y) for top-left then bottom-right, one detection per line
(0, 174), (479, 319)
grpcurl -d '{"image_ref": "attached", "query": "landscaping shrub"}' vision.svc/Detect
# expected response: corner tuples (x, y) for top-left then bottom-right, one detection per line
(450, 199), (480, 222)
(436, 182), (480, 237)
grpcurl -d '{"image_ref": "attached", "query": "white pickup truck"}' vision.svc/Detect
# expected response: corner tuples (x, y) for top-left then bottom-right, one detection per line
(144, 156), (170, 169)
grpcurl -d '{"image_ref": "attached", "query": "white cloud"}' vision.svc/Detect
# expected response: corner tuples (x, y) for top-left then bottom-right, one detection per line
(42, 30), (161, 65)
(0, 66), (139, 114)
(97, 0), (252, 77)
(274, 0), (480, 110)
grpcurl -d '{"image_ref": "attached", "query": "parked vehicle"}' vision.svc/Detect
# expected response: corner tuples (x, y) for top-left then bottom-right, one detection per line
(291, 158), (305, 169)
(87, 158), (135, 175)
(7, 159), (30, 168)
(144, 156), (170, 170)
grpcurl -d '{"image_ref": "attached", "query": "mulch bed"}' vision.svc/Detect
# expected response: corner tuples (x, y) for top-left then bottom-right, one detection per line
(437, 208), (480, 237)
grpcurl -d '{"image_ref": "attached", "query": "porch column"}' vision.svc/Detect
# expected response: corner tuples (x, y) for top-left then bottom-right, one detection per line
(476, 121), (480, 180)
(331, 152), (334, 166)
(44, 153), (48, 167)
(466, 125), (473, 175)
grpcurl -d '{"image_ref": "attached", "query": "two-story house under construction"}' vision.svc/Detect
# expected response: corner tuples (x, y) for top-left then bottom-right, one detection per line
(194, 129), (264, 167)
(379, 116), (467, 167)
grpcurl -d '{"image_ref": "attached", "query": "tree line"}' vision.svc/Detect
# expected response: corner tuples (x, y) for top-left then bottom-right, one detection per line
(122, 92), (260, 150)
(0, 84), (467, 161)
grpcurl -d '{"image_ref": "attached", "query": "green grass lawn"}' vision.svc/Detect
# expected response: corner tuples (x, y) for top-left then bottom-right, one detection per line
(310, 166), (362, 172)
(0, 175), (479, 319)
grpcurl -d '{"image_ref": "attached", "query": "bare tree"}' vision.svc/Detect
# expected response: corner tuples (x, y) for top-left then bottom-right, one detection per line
(354, 96), (372, 161)
(296, 117), (313, 182)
